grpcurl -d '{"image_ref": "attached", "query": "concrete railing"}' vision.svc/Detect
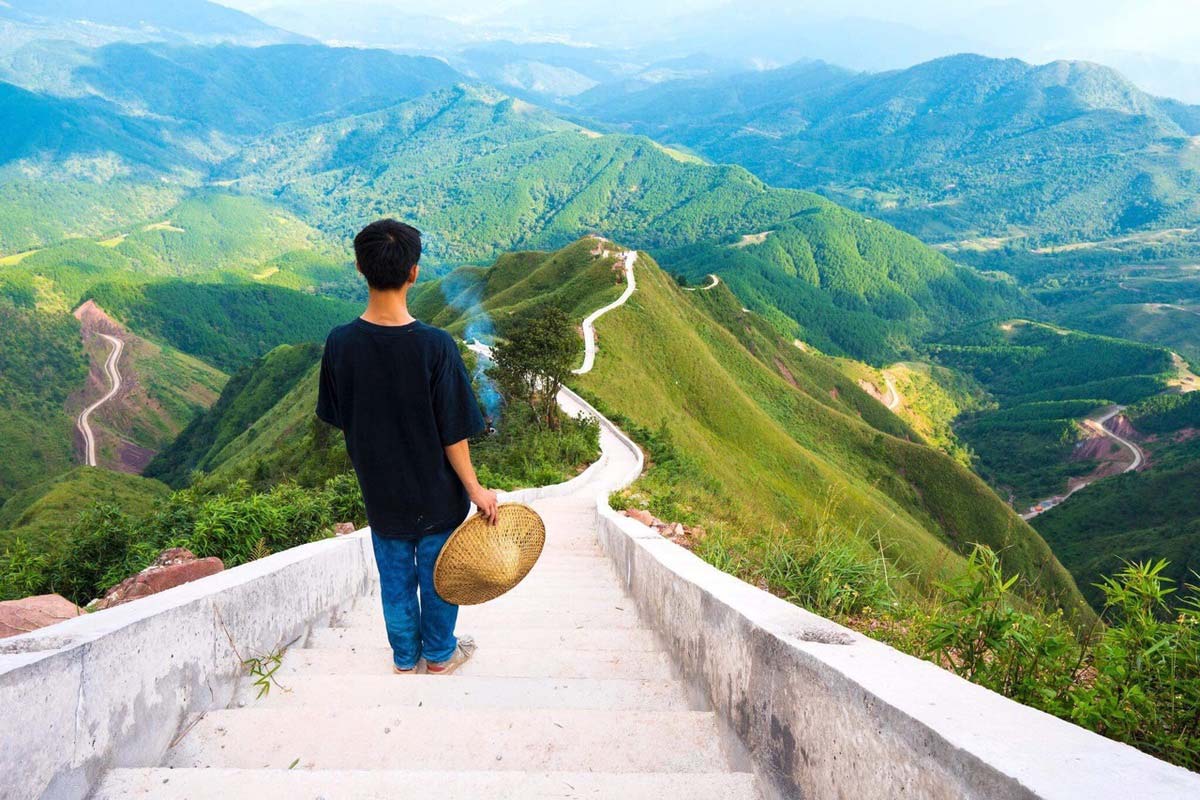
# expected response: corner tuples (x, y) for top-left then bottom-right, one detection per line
(0, 532), (373, 800)
(3, 382), (1198, 799)
(0, 391), (621, 800)
(575, 389), (1200, 799)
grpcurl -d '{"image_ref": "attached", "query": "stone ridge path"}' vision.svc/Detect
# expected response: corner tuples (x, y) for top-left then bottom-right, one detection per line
(95, 415), (763, 797)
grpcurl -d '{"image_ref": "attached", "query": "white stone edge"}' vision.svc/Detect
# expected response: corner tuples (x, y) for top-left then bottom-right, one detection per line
(0, 390), (611, 800)
(571, 386), (1200, 798)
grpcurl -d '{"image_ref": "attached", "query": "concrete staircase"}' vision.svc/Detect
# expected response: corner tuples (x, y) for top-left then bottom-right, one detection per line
(94, 494), (763, 799)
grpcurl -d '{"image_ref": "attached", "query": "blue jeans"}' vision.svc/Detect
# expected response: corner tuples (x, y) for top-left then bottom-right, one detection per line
(371, 530), (459, 669)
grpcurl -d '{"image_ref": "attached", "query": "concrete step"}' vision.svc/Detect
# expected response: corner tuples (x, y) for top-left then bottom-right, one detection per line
(234, 674), (699, 711)
(346, 604), (645, 630)
(96, 768), (762, 799)
(163, 708), (734, 773)
(307, 625), (664, 652)
(278, 646), (677, 680)
(351, 584), (632, 610)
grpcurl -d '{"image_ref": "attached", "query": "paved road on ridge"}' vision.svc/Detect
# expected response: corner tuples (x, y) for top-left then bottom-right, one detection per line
(76, 333), (123, 468)
(573, 249), (637, 376)
(684, 274), (720, 292)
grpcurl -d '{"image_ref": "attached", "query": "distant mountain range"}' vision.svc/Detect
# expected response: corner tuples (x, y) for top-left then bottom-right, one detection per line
(0, 0), (305, 47)
(574, 53), (1200, 248)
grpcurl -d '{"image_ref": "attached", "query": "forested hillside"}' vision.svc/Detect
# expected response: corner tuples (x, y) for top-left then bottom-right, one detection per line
(575, 54), (1200, 249)
(147, 343), (323, 487)
(932, 320), (1174, 506)
(0, 300), (86, 503)
(225, 84), (1019, 361)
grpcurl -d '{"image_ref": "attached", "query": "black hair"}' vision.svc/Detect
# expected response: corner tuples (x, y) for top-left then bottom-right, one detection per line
(353, 219), (422, 290)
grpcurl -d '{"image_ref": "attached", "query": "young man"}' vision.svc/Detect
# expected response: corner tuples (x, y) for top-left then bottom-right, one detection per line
(316, 219), (498, 675)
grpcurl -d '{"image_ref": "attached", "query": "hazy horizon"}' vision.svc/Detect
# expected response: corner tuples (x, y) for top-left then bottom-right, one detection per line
(218, 0), (1200, 102)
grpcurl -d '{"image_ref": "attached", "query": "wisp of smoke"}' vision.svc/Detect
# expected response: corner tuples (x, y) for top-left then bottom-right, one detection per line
(441, 270), (503, 424)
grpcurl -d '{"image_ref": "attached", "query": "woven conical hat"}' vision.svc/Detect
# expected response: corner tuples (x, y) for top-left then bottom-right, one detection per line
(433, 503), (546, 605)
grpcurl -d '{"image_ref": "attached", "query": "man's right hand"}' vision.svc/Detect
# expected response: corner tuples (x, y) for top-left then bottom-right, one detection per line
(469, 485), (498, 525)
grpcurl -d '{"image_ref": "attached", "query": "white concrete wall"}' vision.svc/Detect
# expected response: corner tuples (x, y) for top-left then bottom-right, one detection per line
(0, 395), (614, 800)
(579, 390), (1200, 799)
(0, 533), (375, 800)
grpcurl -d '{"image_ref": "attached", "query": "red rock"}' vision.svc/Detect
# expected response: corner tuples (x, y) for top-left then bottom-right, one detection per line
(0, 594), (81, 638)
(151, 547), (197, 568)
(94, 551), (224, 610)
(624, 508), (657, 527)
(664, 522), (686, 539)
(333, 522), (357, 536)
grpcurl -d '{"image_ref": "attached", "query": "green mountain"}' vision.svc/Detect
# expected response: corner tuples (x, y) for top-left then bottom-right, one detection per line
(576, 54), (1200, 249)
(146, 343), (323, 487)
(61, 43), (462, 136)
(565, 246), (1089, 621)
(207, 238), (1087, 620)
(0, 43), (462, 254)
(226, 83), (1020, 362)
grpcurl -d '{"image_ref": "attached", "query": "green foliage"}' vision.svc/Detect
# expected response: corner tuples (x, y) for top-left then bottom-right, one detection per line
(0, 474), (365, 605)
(0, 300), (87, 503)
(900, 549), (1200, 769)
(492, 307), (580, 429)
(473, 404), (599, 491)
(577, 54), (1200, 249)
(88, 280), (359, 372)
(1069, 561), (1200, 766)
(920, 546), (1080, 706)
(0, 467), (170, 556)
(147, 343), (323, 486)
(1127, 391), (1200, 434)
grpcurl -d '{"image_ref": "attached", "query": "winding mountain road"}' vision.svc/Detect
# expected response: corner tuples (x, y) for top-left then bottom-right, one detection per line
(1021, 405), (1144, 519)
(882, 374), (901, 411)
(573, 249), (637, 376)
(1088, 407), (1144, 471)
(77, 333), (123, 468)
(684, 274), (720, 292)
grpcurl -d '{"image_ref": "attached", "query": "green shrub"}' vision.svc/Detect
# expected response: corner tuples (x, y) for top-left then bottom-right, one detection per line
(1069, 561), (1200, 767)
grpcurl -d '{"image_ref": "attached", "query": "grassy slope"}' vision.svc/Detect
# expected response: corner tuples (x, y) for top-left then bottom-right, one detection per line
(0, 301), (87, 504)
(146, 343), (322, 487)
(0, 467), (170, 554)
(410, 238), (624, 337)
(6, 193), (340, 309)
(573, 252), (1089, 619)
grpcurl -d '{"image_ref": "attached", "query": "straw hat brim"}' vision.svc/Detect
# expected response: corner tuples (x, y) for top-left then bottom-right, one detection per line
(433, 503), (546, 605)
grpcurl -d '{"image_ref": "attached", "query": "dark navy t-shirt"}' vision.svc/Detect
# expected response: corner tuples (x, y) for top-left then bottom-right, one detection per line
(316, 318), (484, 538)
